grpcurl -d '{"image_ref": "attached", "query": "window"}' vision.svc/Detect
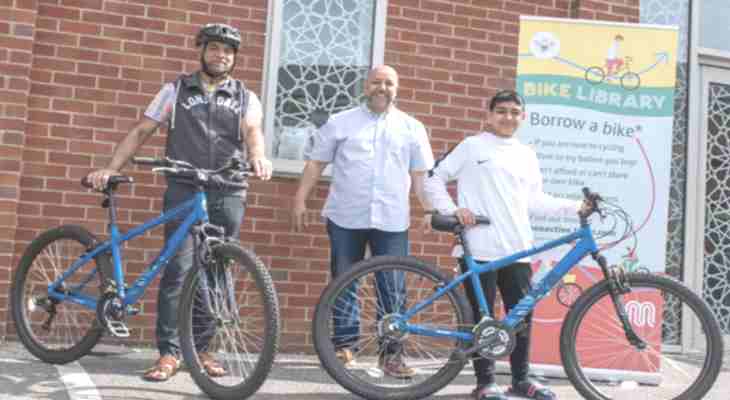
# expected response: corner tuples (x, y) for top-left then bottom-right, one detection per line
(262, 0), (387, 174)
(699, 0), (730, 54)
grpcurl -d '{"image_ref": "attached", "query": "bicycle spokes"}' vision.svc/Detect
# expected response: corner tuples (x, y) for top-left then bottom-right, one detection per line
(565, 275), (722, 399)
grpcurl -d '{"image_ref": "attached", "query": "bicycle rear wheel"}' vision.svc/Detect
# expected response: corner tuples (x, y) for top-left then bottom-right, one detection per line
(179, 243), (279, 400)
(11, 225), (109, 364)
(561, 273), (724, 400)
(313, 255), (473, 400)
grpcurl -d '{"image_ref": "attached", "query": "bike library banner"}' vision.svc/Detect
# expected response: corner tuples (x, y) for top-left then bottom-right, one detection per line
(515, 17), (678, 382)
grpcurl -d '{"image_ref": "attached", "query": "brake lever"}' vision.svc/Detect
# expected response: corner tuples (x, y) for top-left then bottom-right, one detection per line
(152, 167), (180, 174)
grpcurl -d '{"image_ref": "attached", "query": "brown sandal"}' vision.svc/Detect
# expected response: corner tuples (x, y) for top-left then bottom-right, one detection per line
(143, 355), (181, 382)
(199, 352), (227, 377)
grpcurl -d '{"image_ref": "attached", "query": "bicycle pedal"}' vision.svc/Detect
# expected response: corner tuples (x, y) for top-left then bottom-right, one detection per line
(106, 320), (130, 338)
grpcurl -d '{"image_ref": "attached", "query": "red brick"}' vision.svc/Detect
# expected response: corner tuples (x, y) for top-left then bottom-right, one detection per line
(51, 126), (93, 140)
(59, 20), (101, 35)
(49, 152), (91, 166)
(53, 98), (94, 113)
(103, 26), (145, 41)
(44, 205), (85, 218)
(98, 78), (139, 92)
(170, 0), (210, 13)
(62, 0), (104, 9)
(142, 57), (183, 72)
(27, 110), (70, 125)
(80, 36), (122, 51)
(455, 5), (487, 18)
(421, 0), (453, 14)
(55, 72), (97, 87)
(82, 11), (124, 26)
(436, 13), (468, 27)
(0, 63), (31, 77)
(75, 88), (117, 102)
(78, 62), (119, 77)
(388, 16), (418, 31)
(72, 115), (115, 129)
(100, 52), (143, 67)
(97, 104), (138, 119)
(434, 58), (466, 72)
(104, 1), (146, 16)
(126, 16), (165, 31)
(419, 22), (452, 36)
(25, 18), (48, 38)
(57, 46), (99, 62)
(124, 42), (164, 57)
(400, 31), (437, 46)
(147, 32), (186, 47)
(38, 5), (81, 20)
(0, 8), (36, 24)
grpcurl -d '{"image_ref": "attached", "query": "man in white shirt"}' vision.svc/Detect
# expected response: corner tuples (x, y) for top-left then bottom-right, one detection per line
(291, 65), (434, 378)
(425, 90), (584, 400)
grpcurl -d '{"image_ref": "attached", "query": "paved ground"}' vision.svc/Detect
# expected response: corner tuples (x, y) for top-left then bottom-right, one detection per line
(1, 340), (728, 399)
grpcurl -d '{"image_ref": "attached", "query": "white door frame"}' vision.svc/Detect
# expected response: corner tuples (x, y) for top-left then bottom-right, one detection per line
(685, 0), (730, 349)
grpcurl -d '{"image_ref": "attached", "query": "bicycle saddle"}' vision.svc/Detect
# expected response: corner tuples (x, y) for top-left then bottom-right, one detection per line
(431, 214), (490, 233)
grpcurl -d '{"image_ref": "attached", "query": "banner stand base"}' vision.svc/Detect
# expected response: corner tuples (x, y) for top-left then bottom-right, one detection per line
(492, 361), (661, 386)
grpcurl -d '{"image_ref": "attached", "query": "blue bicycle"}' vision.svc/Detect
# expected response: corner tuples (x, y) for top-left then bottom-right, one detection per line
(313, 188), (723, 400)
(11, 157), (279, 400)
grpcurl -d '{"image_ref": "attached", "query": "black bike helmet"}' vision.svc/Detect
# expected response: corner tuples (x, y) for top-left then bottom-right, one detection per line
(195, 23), (241, 50)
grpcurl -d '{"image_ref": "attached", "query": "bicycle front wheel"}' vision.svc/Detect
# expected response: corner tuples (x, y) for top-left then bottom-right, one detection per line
(179, 243), (280, 400)
(11, 225), (109, 364)
(560, 273), (724, 400)
(313, 255), (473, 400)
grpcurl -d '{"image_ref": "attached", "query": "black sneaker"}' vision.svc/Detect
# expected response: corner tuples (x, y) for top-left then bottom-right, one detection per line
(472, 383), (507, 400)
(509, 378), (557, 400)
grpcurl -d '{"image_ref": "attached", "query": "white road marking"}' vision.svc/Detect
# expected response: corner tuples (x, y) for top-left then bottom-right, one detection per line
(56, 362), (102, 400)
(0, 358), (28, 364)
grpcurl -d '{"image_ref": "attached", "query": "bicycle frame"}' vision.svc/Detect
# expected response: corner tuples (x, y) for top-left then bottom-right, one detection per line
(46, 191), (210, 310)
(401, 223), (600, 342)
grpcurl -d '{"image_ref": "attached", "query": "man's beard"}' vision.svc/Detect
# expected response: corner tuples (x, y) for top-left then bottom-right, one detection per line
(200, 52), (235, 79)
(366, 91), (395, 111)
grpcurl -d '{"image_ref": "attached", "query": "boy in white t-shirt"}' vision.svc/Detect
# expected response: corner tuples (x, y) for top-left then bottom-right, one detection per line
(425, 90), (586, 400)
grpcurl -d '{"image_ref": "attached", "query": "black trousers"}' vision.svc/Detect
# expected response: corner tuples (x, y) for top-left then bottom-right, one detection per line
(459, 258), (533, 386)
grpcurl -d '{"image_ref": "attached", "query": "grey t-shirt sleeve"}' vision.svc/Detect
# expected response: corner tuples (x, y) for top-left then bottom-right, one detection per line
(144, 83), (176, 123)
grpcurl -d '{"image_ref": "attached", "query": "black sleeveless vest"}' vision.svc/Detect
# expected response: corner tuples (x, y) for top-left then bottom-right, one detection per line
(166, 73), (249, 174)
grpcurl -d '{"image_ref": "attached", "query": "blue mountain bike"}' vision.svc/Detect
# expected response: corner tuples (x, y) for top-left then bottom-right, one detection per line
(11, 157), (279, 400)
(313, 188), (723, 400)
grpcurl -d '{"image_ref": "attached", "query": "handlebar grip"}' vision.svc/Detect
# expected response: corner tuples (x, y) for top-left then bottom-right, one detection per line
(132, 157), (161, 166)
(80, 177), (93, 189)
(475, 216), (491, 225)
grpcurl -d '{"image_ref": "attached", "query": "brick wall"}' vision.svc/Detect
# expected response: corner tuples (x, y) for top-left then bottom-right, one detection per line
(0, 0), (638, 350)
(0, 0), (39, 341)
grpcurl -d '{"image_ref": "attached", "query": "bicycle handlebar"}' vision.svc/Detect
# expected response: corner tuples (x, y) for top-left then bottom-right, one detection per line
(132, 156), (253, 190)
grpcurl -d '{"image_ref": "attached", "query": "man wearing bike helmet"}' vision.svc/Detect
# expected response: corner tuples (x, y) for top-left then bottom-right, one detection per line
(424, 90), (587, 400)
(86, 23), (272, 382)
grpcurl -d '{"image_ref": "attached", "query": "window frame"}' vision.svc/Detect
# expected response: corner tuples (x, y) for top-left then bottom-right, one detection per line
(261, 0), (389, 177)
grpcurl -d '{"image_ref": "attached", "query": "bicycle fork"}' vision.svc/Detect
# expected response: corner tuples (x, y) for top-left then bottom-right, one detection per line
(593, 252), (647, 350)
(193, 226), (239, 329)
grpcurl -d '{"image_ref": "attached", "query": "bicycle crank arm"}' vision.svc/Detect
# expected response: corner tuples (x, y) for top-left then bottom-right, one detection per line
(454, 333), (502, 360)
